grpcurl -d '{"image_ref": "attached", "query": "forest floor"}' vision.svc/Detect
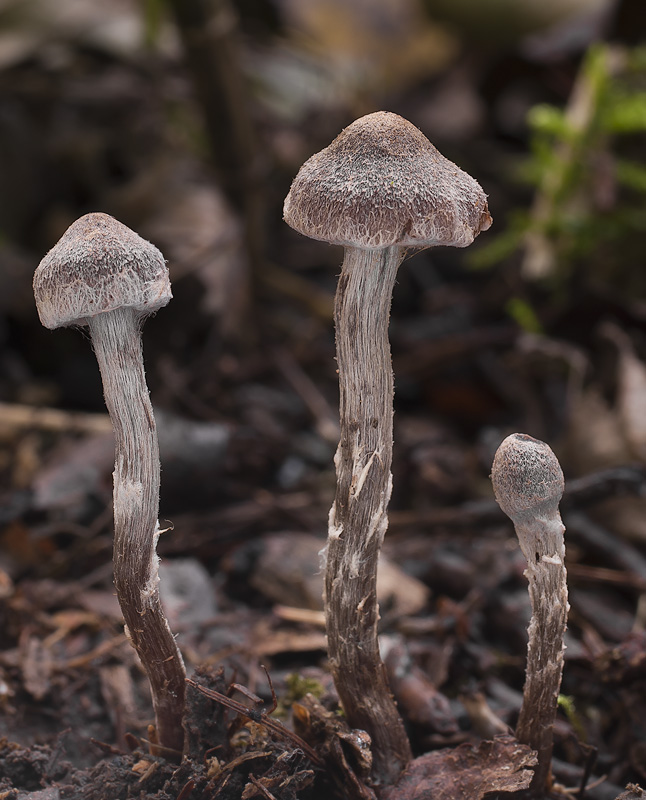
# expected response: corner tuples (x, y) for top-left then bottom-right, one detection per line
(1, 1), (646, 798)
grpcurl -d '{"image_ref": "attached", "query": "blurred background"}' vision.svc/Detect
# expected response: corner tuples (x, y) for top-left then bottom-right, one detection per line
(1, 0), (646, 793)
(2, 0), (644, 511)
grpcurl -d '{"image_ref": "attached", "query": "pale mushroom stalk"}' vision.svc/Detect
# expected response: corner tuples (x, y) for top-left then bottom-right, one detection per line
(284, 111), (492, 786)
(327, 245), (409, 781)
(491, 433), (568, 798)
(89, 307), (186, 756)
(33, 213), (186, 758)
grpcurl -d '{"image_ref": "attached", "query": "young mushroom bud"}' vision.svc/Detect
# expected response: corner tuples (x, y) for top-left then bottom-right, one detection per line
(491, 433), (569, 798)
(33, 213), (186, 757)
(284, 111), (491, 786)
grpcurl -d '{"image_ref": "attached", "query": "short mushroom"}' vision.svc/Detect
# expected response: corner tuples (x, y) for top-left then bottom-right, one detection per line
(491, 433), (569, 798)
(284, 111), (492, 785)
(33, 213), (186, 757)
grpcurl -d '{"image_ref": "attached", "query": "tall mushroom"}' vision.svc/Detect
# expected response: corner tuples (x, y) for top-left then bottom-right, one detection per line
(491, 433), (569, 797)
(33, 213), (186, 757)
(284, 111), (492, 785)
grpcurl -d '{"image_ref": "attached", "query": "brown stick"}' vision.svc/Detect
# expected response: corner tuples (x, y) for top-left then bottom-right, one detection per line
(167, 0), (265, 273)
(185, 678), (323, 767)
(0, 402), (111, 434)
(325, 246), (412, 786)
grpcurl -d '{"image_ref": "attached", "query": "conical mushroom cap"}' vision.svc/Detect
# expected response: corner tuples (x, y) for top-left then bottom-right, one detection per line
(33, 212), (171, 330)
(491, 433), (565, 522)
(283, 111), (492, 250)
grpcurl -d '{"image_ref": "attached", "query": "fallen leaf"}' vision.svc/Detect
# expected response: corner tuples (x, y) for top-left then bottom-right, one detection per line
(596, 631), (646, 683)
(20, 635), (52, 701)
(383, 638), (459, 737)
(250, 532), (429, 616)
(563, 387), (629, 473)
(380, 735), (537, 800)
(603, 323), (646, 462)
(615, 785), (646, 800)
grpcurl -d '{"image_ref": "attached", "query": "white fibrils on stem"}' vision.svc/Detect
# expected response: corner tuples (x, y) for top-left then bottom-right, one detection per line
(284, 111), (492, 786)
(491, 433), (569, 798)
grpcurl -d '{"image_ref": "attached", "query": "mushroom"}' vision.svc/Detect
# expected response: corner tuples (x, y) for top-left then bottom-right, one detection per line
(491, 433), (569, 798)
(33, 213), (186, 757)
(284, 111), (492, 785)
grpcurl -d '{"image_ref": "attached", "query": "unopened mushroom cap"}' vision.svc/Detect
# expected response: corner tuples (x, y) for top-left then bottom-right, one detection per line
(33, 212), (171, 329)
(491, 433), (564, 521)
(283, 111), (492, 250)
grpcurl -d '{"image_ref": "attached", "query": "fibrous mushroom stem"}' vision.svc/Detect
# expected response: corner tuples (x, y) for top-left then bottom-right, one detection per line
(89, 307), (186, 757)
(491, 433), (568, 798)
(326, 245), (412, 786)
(515, 512), (568, 797)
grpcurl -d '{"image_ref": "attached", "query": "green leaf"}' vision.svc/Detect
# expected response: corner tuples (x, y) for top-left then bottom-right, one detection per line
(616, 159), (646, 192)
(505, 298), (543, 334)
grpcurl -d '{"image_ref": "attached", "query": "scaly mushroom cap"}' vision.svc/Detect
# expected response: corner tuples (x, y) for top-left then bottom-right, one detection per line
(283, 111), (492, 250)
(33, 212), (171, 329)
(491, 433), (564, 522)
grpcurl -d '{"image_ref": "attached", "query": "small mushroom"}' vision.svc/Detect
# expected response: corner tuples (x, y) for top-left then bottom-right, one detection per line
(491, 433), (569, 798)
(284, 111), (491, 785)
(33, 213), (186, 757)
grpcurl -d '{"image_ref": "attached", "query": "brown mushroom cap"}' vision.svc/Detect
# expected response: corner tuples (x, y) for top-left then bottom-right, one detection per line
(491, 433), (565, 521)
(283, 111), (492, 250)
(33, 212), (171, 329)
